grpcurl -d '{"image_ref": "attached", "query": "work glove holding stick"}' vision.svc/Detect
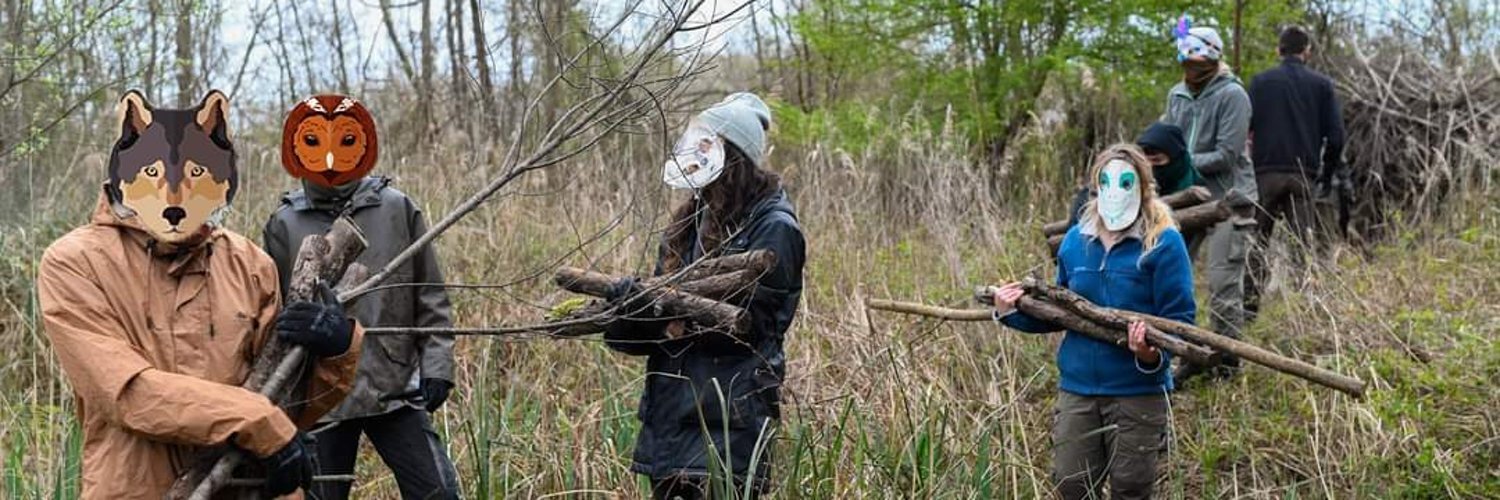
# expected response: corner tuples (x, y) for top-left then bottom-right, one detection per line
(261, 431), (317, 497)
(420, 378), (454, 412)
(275, 282), (354, 357)
(605, 276), (659, 318)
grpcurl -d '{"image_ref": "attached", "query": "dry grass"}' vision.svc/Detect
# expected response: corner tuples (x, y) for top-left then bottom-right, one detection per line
(1, 106), (1497, 499)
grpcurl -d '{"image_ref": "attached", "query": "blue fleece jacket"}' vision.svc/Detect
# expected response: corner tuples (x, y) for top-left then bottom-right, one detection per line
(1001, 222), (1197, 396)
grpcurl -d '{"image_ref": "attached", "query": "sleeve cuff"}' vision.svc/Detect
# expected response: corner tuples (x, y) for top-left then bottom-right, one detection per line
(992, 308), (1016, 323)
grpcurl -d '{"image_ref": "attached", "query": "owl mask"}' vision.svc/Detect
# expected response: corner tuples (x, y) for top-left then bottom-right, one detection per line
(280, 95), (379, 187)
(1097, 159), (1142, 231)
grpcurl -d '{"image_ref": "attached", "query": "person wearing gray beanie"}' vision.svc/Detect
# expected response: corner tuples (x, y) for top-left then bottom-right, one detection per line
(611, 92), (806, 499)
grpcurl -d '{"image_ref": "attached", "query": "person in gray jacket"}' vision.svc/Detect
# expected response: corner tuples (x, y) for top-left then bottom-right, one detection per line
(263, 95), (459, 499)
(1161, 20), (1256, 382)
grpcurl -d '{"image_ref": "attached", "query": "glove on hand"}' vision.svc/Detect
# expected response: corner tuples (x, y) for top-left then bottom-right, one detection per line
(420, 378), (454, 412)
(261, 432), (316, 497)
(275, 282), (354, 357)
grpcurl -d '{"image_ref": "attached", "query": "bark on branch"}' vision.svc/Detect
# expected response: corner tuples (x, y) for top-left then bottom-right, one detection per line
(171, 217), (368, 500)
(554, 267), (748, 336)
(1020, 278), (1367, 397)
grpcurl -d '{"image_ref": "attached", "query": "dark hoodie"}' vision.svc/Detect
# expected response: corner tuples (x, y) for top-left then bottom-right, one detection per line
(1137, 122), (1199, 195)
(605, 188), (805, 488)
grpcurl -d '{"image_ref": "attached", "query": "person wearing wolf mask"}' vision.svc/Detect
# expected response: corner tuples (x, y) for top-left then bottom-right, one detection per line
(37, 90), (362, 499)
(604, 92), (805, 500)
(262, 94), (459, 500)
(991, 144), (1194, 500)
(1160, 16), (1255, 383)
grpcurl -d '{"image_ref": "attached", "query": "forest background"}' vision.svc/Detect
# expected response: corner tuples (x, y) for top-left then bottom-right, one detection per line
(0, 0), (1496, 498)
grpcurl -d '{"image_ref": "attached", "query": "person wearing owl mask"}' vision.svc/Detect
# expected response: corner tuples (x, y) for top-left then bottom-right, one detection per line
(37, 90), (362, 499)
(263, 95), (460, 500)
(990, 144), (1195, 500)
(604, 92), (805, 499)
(1160, 15), (1255, 383)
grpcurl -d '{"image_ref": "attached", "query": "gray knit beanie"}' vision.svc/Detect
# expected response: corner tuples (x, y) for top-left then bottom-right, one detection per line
(695, 92), (772, 167)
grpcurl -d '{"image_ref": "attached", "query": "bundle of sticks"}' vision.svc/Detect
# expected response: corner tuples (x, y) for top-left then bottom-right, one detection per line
(866, 276), (1367, 397)
(548, 250), (777, 337)
(1040, 186), (1257, 254)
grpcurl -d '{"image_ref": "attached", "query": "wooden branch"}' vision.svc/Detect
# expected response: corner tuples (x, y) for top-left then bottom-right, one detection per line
(863, 297), (1218, 366)
(975, 286), (1219, 366)
(171, 217), (368, 500)
(1021, 278), (1367, 397)
(667, 249), (776, 284)
(554, 267), (748, 335)
(1042, 186), (1213, 236)
(547, 252), (774, 337)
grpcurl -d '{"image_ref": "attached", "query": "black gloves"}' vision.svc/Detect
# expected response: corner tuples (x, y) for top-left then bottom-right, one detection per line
(261, 432), (316, 497)
(605, 276), (639, 303)
(276, 283), (354, 357)
(420, 378), (454, 412)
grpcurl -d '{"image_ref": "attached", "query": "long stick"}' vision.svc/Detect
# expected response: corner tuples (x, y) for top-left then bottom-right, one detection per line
(1022, 278), (1367, 397)
(974, 286), (1219, 366)
(863, 298), (1219, 366)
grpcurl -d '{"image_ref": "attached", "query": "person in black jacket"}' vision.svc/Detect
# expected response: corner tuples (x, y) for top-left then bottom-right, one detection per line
(605, 92), (805, 500)
(1247, 26), (1346, 311)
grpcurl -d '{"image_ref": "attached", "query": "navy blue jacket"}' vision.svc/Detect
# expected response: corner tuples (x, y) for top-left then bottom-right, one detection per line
(1249, 57), (1346, 179)
(1001, 221), (1196, 396)
(605, 188), (805, 486)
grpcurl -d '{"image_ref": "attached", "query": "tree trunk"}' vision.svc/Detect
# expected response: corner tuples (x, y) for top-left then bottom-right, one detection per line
(418, 0), (434, 137)
(379, 0), (417, 83)
(173, 0), (193, 106)
(330, 0), (351, 93)
(471, 0), (496, 137)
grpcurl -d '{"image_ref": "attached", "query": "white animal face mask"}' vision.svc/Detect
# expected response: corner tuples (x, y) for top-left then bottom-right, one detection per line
(1097, 159), (1141, 231)
(662, 120), (726, 191)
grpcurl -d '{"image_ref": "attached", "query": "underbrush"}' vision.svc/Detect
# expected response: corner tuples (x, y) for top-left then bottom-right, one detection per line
(1, 137), (1496, 498)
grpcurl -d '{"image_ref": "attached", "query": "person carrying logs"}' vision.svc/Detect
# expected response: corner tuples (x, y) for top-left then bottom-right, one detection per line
(990, 144), (1195, 500)
(603, 92), (806, 500)
(1161, 16), (1256, 382)
(37, 90), (361, 499)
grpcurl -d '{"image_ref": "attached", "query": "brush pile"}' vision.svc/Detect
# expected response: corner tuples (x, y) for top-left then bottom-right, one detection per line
(1331, 47), (1499, 238)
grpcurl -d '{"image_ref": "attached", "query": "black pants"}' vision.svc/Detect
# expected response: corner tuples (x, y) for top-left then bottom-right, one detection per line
(1247, 171), (1324, 311)
(313, 407), (460, 500)
(652, 476), (760, 500)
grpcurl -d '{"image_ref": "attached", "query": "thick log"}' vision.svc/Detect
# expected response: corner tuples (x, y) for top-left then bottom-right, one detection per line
(975, 286), (1219, 366)
(1042, 186), (1213, 236)
(863, 297), (1219, 366)
(172, 217), (368, 500)
(548, 255), (771, 337)
(669, 249), (776, 283)
(554, 267), (748, 336)
(1022, 278), (1367, 398)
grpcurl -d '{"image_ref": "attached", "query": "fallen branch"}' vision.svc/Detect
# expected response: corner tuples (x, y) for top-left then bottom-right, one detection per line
(864, 296), (1218, 366)
(171, 217), (368, 499)
(1021, 278), (1367, 397)
(554, 267), (748, 336)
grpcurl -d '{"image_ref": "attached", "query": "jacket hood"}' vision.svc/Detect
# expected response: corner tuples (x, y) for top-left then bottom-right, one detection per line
(745, 187), (796, 224)
(1172, 67), (1241, 99)
(91, 184), (219, 256)
(1137, 123), (1188, 160)
(286, 175), (391, 212)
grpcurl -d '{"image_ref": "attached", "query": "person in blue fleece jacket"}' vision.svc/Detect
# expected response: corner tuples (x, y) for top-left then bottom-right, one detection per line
(991, 143), (1197, 499)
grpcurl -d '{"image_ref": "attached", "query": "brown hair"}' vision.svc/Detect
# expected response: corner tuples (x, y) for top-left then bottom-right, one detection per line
(660, 142), (780, 273)
(1079, 143), (1176, 257)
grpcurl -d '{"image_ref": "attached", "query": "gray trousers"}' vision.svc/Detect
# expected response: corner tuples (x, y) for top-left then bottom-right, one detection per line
(1202, 219), (1249, 339)
(1052, 392), (1169, 500)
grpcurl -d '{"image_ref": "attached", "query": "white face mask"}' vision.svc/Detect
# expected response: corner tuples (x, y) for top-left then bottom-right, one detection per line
(662, 120), (726, 191)
(1097, 159), (1141, 231)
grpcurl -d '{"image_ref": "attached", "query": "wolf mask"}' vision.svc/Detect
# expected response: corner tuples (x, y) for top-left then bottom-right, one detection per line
(106, 90), (237, 245)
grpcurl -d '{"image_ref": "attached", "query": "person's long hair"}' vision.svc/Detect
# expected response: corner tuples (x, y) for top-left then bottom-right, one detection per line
(660, 141), (780, 273)
(1079, 143), (1176, 259)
